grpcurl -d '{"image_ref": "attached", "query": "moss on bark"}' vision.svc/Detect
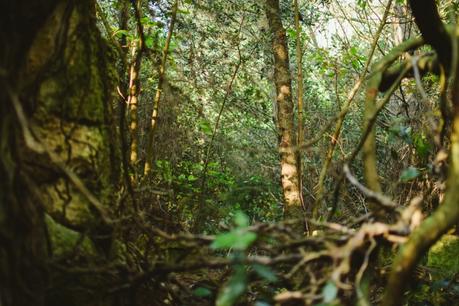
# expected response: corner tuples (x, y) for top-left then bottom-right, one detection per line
(27, 0), (119, 236)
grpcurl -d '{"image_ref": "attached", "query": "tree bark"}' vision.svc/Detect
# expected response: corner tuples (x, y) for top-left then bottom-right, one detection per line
(383, 68), (459, 305)
(127, 0), (145, 171)
(264, 0), (303, 223)
(144, 0), (179, 176)
(294, 0), (307, 227)
(0, 1), (62, 304)
(408, 0), (451, 70)
(0, 0), (119, 303)
(117, 0), (137, 209)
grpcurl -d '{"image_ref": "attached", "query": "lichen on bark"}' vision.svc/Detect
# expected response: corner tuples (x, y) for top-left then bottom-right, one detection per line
(26, 0), (120, 235)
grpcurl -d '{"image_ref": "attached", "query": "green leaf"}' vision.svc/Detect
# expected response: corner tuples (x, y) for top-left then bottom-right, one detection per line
(188, 174), (198, 182)
(216, 281), (245, 306)
(178, 9), (190, 14)
(198, 119), (213, 135)
(349, 46), (358, 56)
(413, 133), (432, 160)
(193, 287), (213, 297)
(145, 36), (154, 49)
(211, 230), (256, 251)
(234, 211), (250, 227)
(192, 163), (204, 171)
(114, 29), (129, 37)
(232, 232), (257, 250)
(140, 16), (150, 25)
(351, 59), (360, 69)
(216, 266), (247, 306)
(252, 264), (277, 282)
(211, 212), (256, 251)
(286, 28), (297, 39)
(208, 161), (219, 168)
(211, 232), (238, 249)
(400, 166), (420, 182)
(322, 281), (338, 303)
(357, 0), (367, 9)
(211, 231), (256, 250)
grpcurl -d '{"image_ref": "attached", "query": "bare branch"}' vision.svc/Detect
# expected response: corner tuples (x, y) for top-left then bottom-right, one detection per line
(343, 164), (397, 211)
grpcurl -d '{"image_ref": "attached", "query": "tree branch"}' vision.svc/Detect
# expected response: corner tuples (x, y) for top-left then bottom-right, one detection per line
(408, 0), (452, 69)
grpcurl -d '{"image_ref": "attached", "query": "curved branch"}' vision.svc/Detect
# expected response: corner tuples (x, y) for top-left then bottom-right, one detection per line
(361, 36), (425, 196)
(408, 0), (452, 69)
(383, 19), (459, 305)
(343, 165), (397, 211)
(382, 117), (459, 306)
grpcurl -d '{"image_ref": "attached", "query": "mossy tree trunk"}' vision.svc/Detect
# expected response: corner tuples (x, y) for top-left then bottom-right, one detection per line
(0, 1), (62, 304)
(0, 0), (119, 304)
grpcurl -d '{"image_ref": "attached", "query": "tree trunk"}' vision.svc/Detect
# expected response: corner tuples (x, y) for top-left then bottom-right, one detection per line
(0, 1), (61, 304)
(117, 0), (137, 209)
(294, 0), (306, 226)
(264, 0), (303, 223)
(0, 0), (119, 304)
(144, 0), (179, 176)
(127, 0), (144, 172)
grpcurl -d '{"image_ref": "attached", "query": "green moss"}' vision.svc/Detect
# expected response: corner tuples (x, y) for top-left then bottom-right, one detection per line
(108, 239), (128, 263)
(406, 235), (459, 305)
(24, 1), (119, 304)
(45, 214), (96, 257)
(36, 3), (114, 124)
(32, 0), (119, 231)
(427, 234), (459, 278)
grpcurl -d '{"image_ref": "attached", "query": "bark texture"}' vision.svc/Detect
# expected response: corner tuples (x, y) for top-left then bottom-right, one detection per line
(127, 0), (145, 169)
(0, 1), (62, 304)
(144, 0), (179, 175)
(0, 0), (118, 304)
(264, 0), (303, 222)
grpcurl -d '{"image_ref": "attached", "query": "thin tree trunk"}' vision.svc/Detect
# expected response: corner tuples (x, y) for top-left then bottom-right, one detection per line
(127, 0), (144, 172)
(265, 0), (303, 223)
(144, 0), (179, 176)
(294, 0), (307, 228)
(392, 2), (408, 47)
(117, 0), (137, 209)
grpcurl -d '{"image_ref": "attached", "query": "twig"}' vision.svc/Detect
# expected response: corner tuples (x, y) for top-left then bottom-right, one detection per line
(343, 164), (397, 211)
(355, 236), (376, 306)
(411, 54), (429, 102)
